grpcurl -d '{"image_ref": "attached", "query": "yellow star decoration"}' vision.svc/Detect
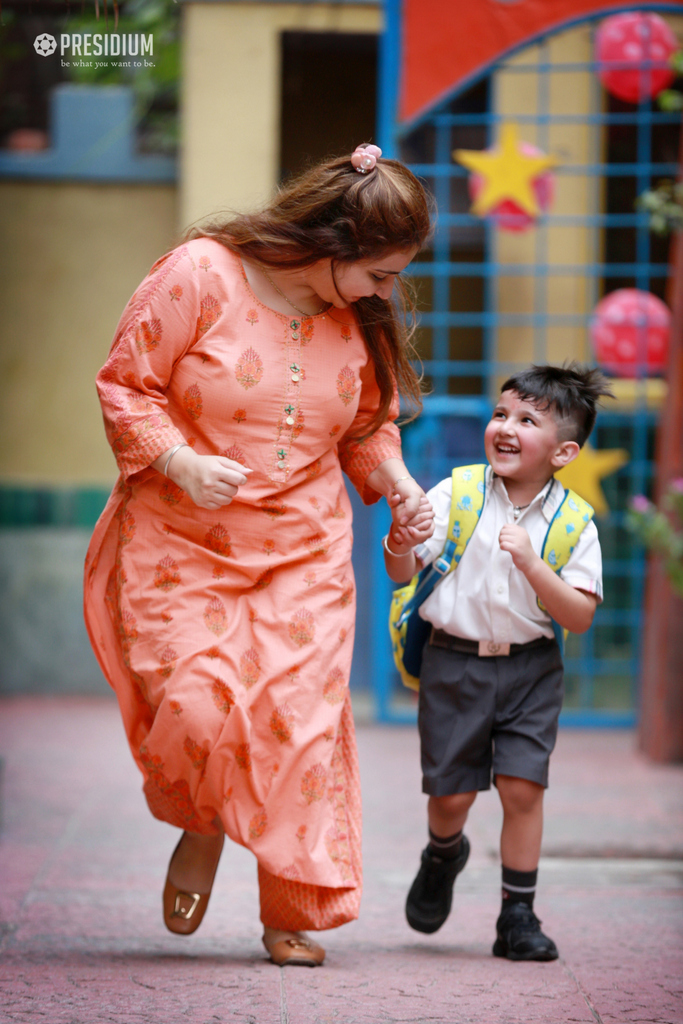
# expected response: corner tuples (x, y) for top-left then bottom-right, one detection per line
(556, 443), (630, 516)
(454, 122), (557, 218)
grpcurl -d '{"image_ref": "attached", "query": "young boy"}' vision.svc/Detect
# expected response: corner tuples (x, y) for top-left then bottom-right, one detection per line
(383, 364), (613, 961)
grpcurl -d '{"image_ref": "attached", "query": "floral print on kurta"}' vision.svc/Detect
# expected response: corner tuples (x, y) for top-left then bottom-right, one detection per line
(83, 239), (401, 930)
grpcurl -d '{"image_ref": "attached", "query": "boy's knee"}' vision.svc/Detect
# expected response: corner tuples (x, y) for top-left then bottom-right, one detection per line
(497, 775), (544, 815)
(430, 790), (478, 817)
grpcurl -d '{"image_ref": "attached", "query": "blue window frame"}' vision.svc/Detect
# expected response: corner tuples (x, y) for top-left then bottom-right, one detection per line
(368, 6), (681, 724)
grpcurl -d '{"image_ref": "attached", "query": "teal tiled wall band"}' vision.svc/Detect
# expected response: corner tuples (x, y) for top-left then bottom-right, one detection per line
(0, 487), (111, 528)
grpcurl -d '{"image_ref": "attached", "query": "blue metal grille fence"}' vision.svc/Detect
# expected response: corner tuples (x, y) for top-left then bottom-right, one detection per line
(368, 7), (681, 724)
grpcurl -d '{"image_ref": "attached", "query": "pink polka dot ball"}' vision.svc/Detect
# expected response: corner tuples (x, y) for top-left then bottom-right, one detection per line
(595, 12), (678, 104)
(590, 288), (670, 377)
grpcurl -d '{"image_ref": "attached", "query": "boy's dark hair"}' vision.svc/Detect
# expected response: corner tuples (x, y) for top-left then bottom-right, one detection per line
(500, 363), (614, 447)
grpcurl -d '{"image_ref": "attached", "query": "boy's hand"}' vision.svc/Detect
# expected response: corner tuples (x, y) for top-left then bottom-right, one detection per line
(385, 527), (414, 556)
(499, 524), (539, 575)
(500, 523), (599, 634)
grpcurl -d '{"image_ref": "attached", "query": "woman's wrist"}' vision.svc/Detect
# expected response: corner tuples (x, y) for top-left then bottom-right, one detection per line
(151, 443), (196, 487)
(162, 442), (188, 476)
(366, 459), (415, 499)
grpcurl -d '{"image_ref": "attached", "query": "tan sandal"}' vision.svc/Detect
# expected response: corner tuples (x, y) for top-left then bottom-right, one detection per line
(262, 930), (326, 967)
(162, 832), (224, 935)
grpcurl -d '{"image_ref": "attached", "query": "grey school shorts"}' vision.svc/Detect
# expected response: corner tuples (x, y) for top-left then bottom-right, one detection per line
(418, 632), (564, 795)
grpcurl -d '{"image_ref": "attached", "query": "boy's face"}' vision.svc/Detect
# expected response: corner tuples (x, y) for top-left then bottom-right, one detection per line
(484, 390), (576, 487)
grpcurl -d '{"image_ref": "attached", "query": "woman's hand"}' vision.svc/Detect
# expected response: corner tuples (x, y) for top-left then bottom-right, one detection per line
(157, 446), (252, 510)
(389, 474), (425, 523)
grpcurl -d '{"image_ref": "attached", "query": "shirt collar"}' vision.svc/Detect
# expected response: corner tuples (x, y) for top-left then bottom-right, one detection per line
(486, 466), (560, 523)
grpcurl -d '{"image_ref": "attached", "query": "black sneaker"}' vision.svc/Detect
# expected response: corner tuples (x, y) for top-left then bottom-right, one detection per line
(405, 835), (470, 934)
(493, 901), (559, 961)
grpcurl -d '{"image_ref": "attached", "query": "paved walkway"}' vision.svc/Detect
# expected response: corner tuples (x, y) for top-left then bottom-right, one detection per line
(1, 695), (682, 1024)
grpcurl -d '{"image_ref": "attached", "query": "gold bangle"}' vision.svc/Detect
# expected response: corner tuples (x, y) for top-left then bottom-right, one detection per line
(392, 474), (413, 492)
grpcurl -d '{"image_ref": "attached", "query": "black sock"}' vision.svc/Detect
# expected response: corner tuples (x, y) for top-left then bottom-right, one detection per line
(501, 865), (537, 908)
(427, 827), (463, 861)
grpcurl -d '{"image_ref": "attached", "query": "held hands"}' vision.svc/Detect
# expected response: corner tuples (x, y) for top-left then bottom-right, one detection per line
(383, 486), (433, 583)
(388, 482), (435, 547)
(498, 523), (538, 575)
(166, 446), (252, 510)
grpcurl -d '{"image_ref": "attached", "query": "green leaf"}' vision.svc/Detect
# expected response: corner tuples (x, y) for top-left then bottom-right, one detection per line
(657, 89), (683, 112)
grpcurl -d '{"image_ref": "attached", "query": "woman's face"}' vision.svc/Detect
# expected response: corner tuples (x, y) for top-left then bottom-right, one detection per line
(309, 248), (419, 308)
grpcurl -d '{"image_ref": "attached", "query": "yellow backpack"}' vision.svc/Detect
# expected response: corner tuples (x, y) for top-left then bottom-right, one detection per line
(388, 464), (594, 691)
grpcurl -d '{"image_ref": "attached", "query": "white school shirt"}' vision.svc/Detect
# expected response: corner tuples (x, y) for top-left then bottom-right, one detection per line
(414, 467), (603, 644)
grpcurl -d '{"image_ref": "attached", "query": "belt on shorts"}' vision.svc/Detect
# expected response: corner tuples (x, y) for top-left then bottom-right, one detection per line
(429, 627), (554, 658)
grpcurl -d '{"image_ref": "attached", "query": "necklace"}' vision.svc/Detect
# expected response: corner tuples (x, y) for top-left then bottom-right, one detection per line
(512, 502), (531, 520)
(260, 267), (328, 318)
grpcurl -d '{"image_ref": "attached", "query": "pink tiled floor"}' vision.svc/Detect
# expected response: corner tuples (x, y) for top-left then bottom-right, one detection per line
(0, 696), (682, 1024)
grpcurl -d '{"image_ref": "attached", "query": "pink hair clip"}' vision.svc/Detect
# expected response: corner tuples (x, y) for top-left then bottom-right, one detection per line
(351, 144), (382, 174)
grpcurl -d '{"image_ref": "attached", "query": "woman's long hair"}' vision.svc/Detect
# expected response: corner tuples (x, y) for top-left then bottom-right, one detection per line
(185, 152), (434, 438)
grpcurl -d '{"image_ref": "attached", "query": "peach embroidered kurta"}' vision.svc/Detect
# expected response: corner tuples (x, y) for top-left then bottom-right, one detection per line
(83, 239), (402, 930)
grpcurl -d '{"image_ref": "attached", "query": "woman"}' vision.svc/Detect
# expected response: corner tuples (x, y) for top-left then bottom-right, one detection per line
(84, 144), (434, 966)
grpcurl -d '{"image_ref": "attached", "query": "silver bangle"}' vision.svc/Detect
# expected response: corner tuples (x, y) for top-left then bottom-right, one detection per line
(382, 534), (413, 558)
(163, 442), (188, 476)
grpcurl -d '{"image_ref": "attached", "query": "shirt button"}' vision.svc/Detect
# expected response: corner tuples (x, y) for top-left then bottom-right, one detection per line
(278, 460), (286, 469)
(285, 416), (295, 426)
(291, 374), (300, 382)
(291, 332), (299, 340)
(497, 585), (504, 594)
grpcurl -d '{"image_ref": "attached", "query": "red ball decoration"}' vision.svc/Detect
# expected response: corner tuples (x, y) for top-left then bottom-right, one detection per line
(595, 12), (677, 104)
(590, 289), (670, 377)
(468, 142), (555, 233)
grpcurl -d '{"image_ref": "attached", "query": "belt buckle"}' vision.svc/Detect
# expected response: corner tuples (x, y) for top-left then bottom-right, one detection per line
(478, 640), (510, 657)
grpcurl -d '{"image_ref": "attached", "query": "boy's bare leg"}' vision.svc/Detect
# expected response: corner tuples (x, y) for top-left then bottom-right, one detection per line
(496, 774), (544, 870)
(428, 790), (477, 837)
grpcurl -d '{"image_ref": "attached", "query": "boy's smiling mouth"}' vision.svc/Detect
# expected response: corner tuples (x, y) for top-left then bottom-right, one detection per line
(496, 443), (520, 454)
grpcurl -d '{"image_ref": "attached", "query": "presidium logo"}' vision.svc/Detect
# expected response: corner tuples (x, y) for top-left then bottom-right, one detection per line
(34, 34), (58, 56)
(34, 31), (154, 66)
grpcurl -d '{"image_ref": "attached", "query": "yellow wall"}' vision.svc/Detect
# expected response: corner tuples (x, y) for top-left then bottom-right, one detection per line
(493, 24), (599, 380)
(181, 2), (381, 228)
(0, 2), (380, 489)
(0, 182), (178, 485)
